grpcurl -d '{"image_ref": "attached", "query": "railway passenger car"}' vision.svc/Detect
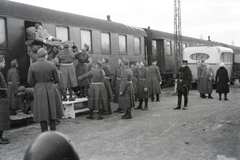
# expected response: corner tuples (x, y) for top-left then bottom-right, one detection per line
(0, 0), (146, 85)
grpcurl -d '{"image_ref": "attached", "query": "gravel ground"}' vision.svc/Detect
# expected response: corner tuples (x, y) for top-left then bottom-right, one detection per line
(1, 84), (240, 160)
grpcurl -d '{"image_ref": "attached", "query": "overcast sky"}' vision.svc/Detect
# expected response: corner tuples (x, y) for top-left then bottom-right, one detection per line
(10, 0), (240, 46)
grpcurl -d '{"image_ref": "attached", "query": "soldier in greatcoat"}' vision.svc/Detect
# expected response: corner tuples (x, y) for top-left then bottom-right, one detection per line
(52, 58), (67, 124)
(27, 48), (63, 132)
(134, 60), (150, 111)
(131, 60), (140, 101)
(101, 56), (113, 115)
(198, 64), (214, 99)
(7, 59), (20, 115)
(118, 59), (135, 119)
(0, 55), (10, 144)
(56, 42), (80, 101)
(148, 60), (162, 102)
(78, 61), (108, 120)
(174, 60), (192, 110)
(75, 44), (90, 97)
(112, 57), (124, 112)
(215, 62), (230, 101)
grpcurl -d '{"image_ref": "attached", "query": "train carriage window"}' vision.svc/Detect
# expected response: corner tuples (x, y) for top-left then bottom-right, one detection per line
(119, 35), (127, 55)
(0, 18), (7, 49)
(152, 40), (157, 60)
(101, 32), (110, 54)
(166, 41), (172, 56)
(134, 37), (141, 55)
(56, 26), (69, 42)
(80, 29), (92, 52)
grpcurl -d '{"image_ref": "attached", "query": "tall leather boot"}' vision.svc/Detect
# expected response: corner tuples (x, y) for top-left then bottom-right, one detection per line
(40, 121), (48, 132)
(50, 119), (56, 131)
(86, 109), (94, 120)
(151, 95), (154, 102)
(122, 108), (132, 119)
(142, 99), (148, 111)
(121, 108), (128, 118)
(156, 94), (160, 102)
(174, 96), (182, 110)
(108, 104), (112, 114)
(98, 109), (103, 120)
(134, 99), (143, 109)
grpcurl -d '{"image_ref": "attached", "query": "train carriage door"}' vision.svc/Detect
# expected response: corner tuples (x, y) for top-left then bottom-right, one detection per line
(24, 21), (42, 64)
(151, 39), (164, 73)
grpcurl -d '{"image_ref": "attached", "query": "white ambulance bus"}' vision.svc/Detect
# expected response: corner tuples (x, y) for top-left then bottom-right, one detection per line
(183, 46), (233, 83)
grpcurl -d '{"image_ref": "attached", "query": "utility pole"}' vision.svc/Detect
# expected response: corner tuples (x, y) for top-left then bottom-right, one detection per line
(173, 0), (182, 94)
(174, 0), (182, 71)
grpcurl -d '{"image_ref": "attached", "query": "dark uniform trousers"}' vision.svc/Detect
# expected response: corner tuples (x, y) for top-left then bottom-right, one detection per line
(177, 86), (189, 108)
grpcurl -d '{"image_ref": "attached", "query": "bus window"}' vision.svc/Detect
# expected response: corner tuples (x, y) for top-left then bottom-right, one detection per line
(134, 37), (141, 55)
(152, 40), (157, 60)
(80, 29), (92, 51)
(56, 26), (69, 42)
(0, 18), (7, 49)
(119, 35), (127, 55)
(221, 52), (232, 63)
(101, 32), (110, 54)
(190, 53), (209, 61)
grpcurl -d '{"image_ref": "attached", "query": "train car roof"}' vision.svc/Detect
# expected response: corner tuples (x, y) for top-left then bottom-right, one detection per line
(0, 1), (147, 37)
(143, 28), (214, 44)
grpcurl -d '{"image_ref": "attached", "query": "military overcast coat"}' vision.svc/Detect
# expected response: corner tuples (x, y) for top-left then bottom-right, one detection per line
(78, 68), (108, 110)
(27, 58), (63, 122)
(137, 66), (150, 99)
(148, 64), (162, 95)
(0, 69), (10, 131)
(102, 63), (113, 103)
(118, 67), (135, 109)
(7, 67), (20, 110)
(111, 65), (123, 103)
(198, 66), (214, 94)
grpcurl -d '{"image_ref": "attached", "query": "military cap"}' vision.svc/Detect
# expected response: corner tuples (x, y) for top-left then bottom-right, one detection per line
(122, 58), (129, 65)
(63, 42), (69, 48)
(11, 59), (18, 67)
(182, 60), (188, 64)
(37, 48), (47, 58)
(103, 56), (110, 62)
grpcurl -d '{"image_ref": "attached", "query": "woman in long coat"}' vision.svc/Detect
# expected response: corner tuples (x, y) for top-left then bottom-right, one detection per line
(0, 55), (10, 144)
(118, 59), (135, 119)
(198, 64), (214, 99)
(215, 63), (230, 100)
(148, 60), (162, 102)
(134, 60), (150, 111)
(78, 61), (108, 120)
(7, 59), (20, 115)
(28, 48), (62, 132)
